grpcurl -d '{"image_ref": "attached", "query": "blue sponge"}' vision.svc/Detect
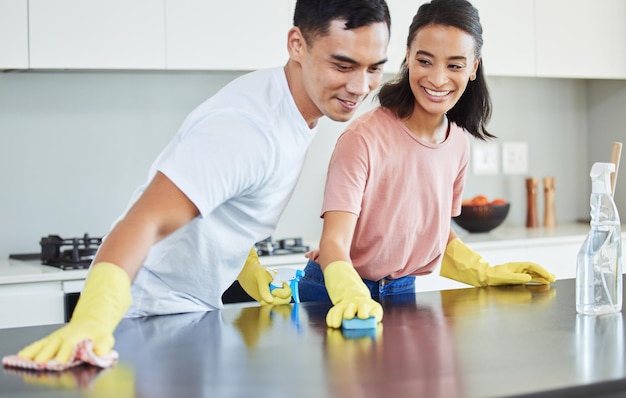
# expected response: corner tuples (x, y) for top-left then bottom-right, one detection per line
(341, 316), (377, 330)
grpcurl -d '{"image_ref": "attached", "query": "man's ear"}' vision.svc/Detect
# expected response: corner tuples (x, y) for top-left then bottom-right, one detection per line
(286, 26), (307, 60)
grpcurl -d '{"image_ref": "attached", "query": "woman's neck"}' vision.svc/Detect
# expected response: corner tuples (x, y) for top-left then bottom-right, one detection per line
(402, 114), (449, 144)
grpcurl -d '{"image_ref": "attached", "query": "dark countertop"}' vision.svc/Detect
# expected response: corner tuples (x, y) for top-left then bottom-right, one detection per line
(2, 278), (626, 398)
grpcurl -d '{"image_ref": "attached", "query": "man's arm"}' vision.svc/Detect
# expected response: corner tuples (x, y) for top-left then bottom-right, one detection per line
(94, 171), (200, 281)
(16, 171), (200, 364)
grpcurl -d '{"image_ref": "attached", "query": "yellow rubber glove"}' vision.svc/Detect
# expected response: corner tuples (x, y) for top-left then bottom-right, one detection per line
(237, 247), (292, 305)
(18, 262), (132, 364)
(440, 238), (556, 287)
(323, 261), (383, 328)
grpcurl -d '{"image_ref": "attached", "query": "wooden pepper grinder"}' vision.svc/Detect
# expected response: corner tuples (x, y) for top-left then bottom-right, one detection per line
(543, 176), (556, 227)
(526, 177), (539, 228)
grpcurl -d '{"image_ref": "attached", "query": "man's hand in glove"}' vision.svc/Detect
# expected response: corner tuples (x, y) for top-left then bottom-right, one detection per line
(323, 261), (383, 328)
(238, 247), (292, 305)
(440, 238), (556, 287)
(18, 262), (132, 364)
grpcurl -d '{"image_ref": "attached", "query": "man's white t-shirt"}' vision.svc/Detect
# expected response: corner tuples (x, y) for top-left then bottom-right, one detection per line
(116, 67), (316, 316)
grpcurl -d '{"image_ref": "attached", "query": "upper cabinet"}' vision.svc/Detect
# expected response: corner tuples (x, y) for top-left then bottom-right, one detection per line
(165, 0), (292, 70)
(0, 0), (29, 69)
(473, 0), (626, 79)
(8, 1), (626, 79)
(472, 0), (535, 77)
(386, 0), (538, 77)
(385, 0), (429, 75)
(535, 0), (626, 79)
(28, 0), (166, 69)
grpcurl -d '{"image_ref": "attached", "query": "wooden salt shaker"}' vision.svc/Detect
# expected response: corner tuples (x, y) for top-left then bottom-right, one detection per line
(526, 177), (539, 228)
(543, 176), (556, 227)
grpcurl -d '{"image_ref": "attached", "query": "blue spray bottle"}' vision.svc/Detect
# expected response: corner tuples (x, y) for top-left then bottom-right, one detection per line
(268, 267), (305, 303)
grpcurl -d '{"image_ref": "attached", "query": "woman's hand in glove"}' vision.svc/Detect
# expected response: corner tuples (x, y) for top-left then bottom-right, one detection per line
(323, 261), (383, 328)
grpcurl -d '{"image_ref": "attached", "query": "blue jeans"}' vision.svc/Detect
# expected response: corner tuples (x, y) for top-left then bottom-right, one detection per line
(298, 260), (416, 303)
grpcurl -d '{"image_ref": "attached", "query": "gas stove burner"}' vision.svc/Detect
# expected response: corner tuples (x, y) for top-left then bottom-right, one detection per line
(255, 236), (309, 256)
(40, 233), (103, 270)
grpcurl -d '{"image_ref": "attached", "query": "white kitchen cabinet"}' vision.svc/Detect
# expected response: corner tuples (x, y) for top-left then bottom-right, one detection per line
(0, 282), (64, 329)
(165, 0), (292, 70)
(471, 0), (535, 77)
(417, 233), (588, 293)
(471, 236), (585, 280)
(414, 271), (471, 292)
(0, 0), (28, 69)
(471, 243), (529, 265)
(449, 0), (626, 79)
(386, 0), (536, 77)
(536, 0), (626, 79)
(384, 0), (429, 74)
(414, 244), (529, 293)
(28, 0), (166, 69)
(523, 237), (584, 279)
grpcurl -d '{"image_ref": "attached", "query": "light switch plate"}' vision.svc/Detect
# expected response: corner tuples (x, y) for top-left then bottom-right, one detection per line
(502, 142), (529, 174)
(472, 142), (499, 175)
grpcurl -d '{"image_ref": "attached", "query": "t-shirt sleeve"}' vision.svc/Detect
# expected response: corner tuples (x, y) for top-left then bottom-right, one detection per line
(158, 111), (272, 217)
(321, 130), (369, 217)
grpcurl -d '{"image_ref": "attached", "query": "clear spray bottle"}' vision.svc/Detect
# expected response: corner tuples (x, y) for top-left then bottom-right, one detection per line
(576, 162), (623, 315)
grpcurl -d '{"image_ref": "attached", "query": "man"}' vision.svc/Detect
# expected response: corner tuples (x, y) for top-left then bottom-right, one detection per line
(17, 0), (391, 364)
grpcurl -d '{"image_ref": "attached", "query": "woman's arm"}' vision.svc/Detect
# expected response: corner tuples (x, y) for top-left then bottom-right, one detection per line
(317, 210), (358, 270)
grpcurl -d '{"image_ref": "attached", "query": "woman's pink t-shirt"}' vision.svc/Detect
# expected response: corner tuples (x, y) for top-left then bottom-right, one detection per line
(321, 107), (470, 280)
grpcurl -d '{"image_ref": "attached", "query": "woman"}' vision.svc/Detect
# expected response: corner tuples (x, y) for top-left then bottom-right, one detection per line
(299, 0), (555, 328)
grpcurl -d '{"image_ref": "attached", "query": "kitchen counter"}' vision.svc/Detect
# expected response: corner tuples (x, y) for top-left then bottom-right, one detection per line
(0, 252), (307, 286)
(0, 223), (594, 286)
(2, 278), (626, 397)
(2, 222), (617, 286)
(0, 222), (619, 297)
(0, 259), (88, 285)
(453, 221), (595, 246)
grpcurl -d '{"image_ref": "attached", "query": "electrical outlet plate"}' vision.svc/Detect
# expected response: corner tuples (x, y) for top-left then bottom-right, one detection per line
(472, 142), (499, 175)
(502, 142), (529, 174)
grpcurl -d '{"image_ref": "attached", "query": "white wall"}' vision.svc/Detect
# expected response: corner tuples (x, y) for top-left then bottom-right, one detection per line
(586, 80), (626, 214)
(0, 71), (624, 257)
(463, 77), (589, 228)
(0, 70), (245, 255)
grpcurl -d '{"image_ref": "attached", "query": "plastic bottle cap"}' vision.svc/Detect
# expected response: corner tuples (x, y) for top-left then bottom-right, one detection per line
(590, 162), (615, 194)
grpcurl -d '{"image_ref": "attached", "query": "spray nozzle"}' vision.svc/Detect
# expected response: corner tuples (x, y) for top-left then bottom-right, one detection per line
(590, 162), (615, 194)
